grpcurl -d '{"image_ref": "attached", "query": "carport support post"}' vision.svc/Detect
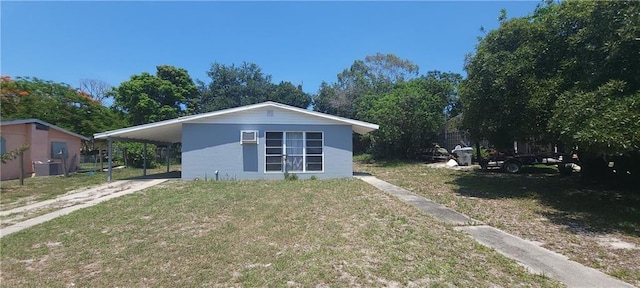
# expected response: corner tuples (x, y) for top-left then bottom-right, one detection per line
(166, 144), (170, 173)
(143, 143), (147, 176)
(107, 138), (113, 182)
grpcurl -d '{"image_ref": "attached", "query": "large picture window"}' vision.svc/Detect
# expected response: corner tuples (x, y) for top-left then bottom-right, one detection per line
(265, 131), (323, 172)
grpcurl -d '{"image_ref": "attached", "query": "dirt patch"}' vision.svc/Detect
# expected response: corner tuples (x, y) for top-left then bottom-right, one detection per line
(596, 236), (638, 250)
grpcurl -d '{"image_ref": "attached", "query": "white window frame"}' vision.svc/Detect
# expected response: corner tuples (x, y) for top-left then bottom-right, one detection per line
(264, 131), (324, 173)
(240, 130), (259, 144)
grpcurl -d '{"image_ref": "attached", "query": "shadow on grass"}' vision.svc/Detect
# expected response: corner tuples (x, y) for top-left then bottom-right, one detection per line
(355, 159), (423, 168)
(451, 170), (640, 236)
(123, 170), (182, 180)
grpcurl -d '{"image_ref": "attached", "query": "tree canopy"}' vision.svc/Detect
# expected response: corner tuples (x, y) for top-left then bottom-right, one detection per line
(196, 62), (312, 112)
(314, 53), (420, 119)
(111, 65), (198, 125)
(358, 74), (458, 159)
(460, 1), (640, 154)
(1, 76), (124, 137)
(315, 53), (461, 159)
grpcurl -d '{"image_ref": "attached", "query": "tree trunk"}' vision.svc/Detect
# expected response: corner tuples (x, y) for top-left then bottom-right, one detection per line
(19, 151), (24, 186)
(62, 155), (69, 177)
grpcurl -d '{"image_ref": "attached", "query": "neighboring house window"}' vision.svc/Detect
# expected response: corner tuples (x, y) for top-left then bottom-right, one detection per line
(265, 131), (323, 172)
(51, 142), (68, 159)
(0, 136), (6, 156)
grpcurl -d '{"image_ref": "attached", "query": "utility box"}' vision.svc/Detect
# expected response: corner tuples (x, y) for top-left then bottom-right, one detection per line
(452, 147), (474, 166)
(34, 162), (62, 176)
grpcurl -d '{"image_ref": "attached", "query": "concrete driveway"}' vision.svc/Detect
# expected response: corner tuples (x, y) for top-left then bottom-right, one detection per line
(1, 178), (170, 238)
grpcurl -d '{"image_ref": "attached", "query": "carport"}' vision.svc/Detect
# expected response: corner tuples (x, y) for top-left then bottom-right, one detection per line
(93, 117), (185, 181)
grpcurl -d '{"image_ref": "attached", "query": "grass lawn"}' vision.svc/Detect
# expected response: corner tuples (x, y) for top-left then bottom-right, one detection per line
(1, 179), (560, 287)
(0, 166), (178, 210)
(354, 160), (640, 286)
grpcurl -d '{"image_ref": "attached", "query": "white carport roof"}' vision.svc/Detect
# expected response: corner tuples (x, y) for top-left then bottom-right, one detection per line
(94, 101), (379, 144)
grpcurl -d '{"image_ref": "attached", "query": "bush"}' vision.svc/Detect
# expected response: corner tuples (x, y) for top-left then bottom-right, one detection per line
(116, 142), (157, 169)
(353, 153), (375, 163)
(284, 172), (298, 181)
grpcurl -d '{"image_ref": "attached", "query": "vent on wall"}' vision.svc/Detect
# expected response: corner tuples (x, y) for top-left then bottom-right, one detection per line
(267, 110), (274, 117)
(240, 130), (258, 144)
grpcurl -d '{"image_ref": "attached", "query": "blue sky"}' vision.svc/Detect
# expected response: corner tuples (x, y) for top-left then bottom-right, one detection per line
(1, 1), (540, 98)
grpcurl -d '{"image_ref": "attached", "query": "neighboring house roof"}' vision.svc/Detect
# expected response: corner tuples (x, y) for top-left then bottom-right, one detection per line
(0, 119), (89, 141)
(94, 101), (380, 144)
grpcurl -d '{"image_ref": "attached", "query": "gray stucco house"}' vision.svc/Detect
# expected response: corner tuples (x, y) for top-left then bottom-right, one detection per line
(94, 101), (379, 180)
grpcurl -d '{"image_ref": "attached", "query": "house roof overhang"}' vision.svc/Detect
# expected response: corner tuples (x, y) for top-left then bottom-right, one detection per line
(93, 102), (379, 144)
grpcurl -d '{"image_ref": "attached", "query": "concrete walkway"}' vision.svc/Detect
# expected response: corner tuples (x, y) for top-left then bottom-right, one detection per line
(1, 179), (168, 238)
(356, 175), (634, 288)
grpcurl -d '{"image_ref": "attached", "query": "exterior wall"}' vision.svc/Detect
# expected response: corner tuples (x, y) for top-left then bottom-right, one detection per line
(1, 123), (84, 180)
(48, 128), (82, 171)
(182, 123), (353, 180)
(30, 124), (49, 164)
(0, 124), (30, 180)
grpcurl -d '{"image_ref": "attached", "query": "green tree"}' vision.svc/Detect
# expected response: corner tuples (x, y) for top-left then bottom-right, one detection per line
(197, 62), (311, 112)
(358, 74), (458, 159)
(111, 65), (198, 125)
(1, 76), (124, 137)
(268, 81), (311, 109)
(314, 53), (419, 119)
(460, 1), (640, 181)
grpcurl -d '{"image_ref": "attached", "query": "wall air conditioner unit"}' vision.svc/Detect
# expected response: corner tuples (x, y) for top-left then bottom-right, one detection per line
(240, 130), (258, 144)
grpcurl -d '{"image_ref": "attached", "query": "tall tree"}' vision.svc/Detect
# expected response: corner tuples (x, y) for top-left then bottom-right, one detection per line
(111, 65), (198, 125)
(358, 73), (457, 159)
(78, 79), (112, 105)
(460, 1), (640, 180)
(1, 76), (124, 137)
(197, 62), (312, 112)
(313, 53), (419, 119)
(268, 81), (312, 109)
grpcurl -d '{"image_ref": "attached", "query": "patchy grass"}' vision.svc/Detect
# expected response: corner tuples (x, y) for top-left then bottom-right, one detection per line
(1, 179), (560, 287)
(354, 161), (640, 286)
(0, 166), (179, 209)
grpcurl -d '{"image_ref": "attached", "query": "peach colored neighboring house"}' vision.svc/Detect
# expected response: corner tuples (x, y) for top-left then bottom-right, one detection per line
(0, 119), (88, 181)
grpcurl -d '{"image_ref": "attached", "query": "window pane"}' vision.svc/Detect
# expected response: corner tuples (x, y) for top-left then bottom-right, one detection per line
(286, 132), (303, 155)
(266, 139), (282, 147)
(306, 156), (323, 171)
(266, 132), (283, 139)
(266, 156), (282, 164)
(266, 155), (282, 172)
(266, 163), (282, 172)
(306, 156), (322, 163)
(266, 147), (282, 155)
(307, 163), (322, 171)
(306, 132), (322, 140)
(266, 132), (284, 172)
(0, 137), (5, 156)
(286, 156), (303, 171)
(306, 139), (322, 147)
(51, 142), (68, 159)
(306, 147), (322, 154)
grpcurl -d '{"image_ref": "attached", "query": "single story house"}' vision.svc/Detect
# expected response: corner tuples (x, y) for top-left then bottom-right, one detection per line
(0, 119), (89, 181)
(94, 101), (379, 180)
